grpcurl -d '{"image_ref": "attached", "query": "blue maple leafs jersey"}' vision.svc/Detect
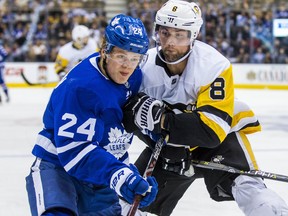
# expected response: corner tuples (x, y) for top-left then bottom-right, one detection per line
(32, 52), (142, 186)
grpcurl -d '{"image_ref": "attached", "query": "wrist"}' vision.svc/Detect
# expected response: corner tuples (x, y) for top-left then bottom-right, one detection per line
(110, 167), (133, 195)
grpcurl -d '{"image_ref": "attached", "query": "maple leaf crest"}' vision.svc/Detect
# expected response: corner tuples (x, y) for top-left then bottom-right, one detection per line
(108, 127), (123, 143)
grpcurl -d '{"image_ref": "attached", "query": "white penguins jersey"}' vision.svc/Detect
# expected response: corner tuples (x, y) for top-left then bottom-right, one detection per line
(55, 38), (98, 75)
(140, 40), (261, 148)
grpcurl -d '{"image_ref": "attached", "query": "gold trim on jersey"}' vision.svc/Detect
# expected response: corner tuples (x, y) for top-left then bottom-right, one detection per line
(237, 131), (259, 170)
(55, 55), (69, 74)
(199, 112), (228, 142)
(232, 110), (262, 134)
(197, 65), (234, 142)
(241, 124), (261, 134)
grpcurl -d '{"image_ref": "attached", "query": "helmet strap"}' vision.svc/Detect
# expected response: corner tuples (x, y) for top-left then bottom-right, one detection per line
(99, 52), (118, 84)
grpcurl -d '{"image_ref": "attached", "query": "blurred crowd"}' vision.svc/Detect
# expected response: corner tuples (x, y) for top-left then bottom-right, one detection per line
(0, 0), (287, 64)
(0, 0), (107, 62)
(128, 0), (288, 64)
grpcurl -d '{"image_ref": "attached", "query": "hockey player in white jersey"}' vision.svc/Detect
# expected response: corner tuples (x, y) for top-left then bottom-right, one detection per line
(25, 14), (158, 216)
(122, 1), (288, 215)
(54, 24), (98, 80)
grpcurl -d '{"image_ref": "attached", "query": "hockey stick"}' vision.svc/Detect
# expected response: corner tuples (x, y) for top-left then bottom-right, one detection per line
(191, 160), (288, 183)
(127, 134), (169, 216)
(20, 71), (58, 86)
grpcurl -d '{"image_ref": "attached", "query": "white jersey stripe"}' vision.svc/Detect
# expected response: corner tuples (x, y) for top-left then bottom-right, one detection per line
(230, 116), (258, 133)
(36, 135), (57, 155)
(202, 111), (231, 135)
(64, 144), (97, 171)
(57, 141), (87, 153)
(31, 158), (45, 216)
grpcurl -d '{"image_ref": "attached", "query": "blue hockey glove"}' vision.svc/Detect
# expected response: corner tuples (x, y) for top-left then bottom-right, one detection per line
(128, 163), (158, 208)
(139, 176), (158, 208)
(123, 92), (166, 134)
(110, 166), (158, 208)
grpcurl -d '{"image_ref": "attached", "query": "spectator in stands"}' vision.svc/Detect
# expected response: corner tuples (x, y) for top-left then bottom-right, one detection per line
(34, 23), (47, 40)
(252, 47), (265, 63)
(53, 13), (73, 40)
(0, 0), (287, 63)
(90, 19), (107, 49)
(263, 52), (273, 63)
(30, 39), (47, 62)
(12, 22), (28, 46)
(10, 43), (26, 62)
(275, 3), (288, 18)
(236, 47), (250, 63)
(275, 48), (288, 63)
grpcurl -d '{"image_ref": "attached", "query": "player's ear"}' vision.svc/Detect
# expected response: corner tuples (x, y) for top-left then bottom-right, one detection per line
(100, 48), (106, 58)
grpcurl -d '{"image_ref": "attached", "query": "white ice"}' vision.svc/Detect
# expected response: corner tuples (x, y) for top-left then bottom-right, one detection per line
(0, 88), (287, 216)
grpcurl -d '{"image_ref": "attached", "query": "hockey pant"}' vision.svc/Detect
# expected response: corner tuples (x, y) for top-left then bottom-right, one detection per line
(127, 131), (288, 216)
(26, 158), (122, 216)
(232, 175), (288, 216)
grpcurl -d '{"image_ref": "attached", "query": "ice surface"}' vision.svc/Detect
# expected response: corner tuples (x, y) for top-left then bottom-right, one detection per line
(0, 88), (287, 216)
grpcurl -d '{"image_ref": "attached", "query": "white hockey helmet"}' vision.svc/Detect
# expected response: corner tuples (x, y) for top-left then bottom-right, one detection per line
(153, 0), (203, 65)
(154, 0), (203, 41)
(72, 25), (90, 48)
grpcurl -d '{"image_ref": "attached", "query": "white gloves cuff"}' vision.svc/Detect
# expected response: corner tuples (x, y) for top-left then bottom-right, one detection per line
(110, 167), (133, 196)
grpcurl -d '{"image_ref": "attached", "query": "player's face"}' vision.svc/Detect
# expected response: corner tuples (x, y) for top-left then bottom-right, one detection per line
(105, 47), (143, 84)
(74, 36), (89, 49)
(157, 26), (190, 62)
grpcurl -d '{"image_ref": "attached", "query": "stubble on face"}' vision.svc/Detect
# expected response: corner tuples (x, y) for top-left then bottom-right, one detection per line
(162, 45), (190, 63)
(163, 48), (182, 62)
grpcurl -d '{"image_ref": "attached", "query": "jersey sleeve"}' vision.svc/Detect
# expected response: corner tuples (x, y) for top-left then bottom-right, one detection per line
(164, 64), (234, 148)
(54, 53), (69, 74)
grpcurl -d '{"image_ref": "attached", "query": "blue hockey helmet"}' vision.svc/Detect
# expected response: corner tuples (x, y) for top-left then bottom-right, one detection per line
(105, 14), (149, 54)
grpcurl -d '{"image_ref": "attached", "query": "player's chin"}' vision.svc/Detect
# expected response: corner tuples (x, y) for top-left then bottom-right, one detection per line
(165, 56), (178, 62)
(115, 76), (129, 84)
(163, 52), (178, 61)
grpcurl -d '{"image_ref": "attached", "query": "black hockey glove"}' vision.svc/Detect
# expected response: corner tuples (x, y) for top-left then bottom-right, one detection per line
(123, 92), (166, 134)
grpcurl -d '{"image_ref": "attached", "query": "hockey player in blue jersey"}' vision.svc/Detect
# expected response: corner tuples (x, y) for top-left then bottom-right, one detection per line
(25, 14), (158, 216)
(0, 44), (9, 103)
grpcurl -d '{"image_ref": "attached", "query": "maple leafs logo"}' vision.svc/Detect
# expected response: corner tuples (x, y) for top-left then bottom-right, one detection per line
(104, 127), (133, 159)
(108, 127), (122, 143)
(111, 17), (120, 26)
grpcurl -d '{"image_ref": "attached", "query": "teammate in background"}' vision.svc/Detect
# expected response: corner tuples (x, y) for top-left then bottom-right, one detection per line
(54, 24), (98, 80)
(122, 1), (288, 215)
(0, 44), (9, 103)
(26, 14), (158, 216)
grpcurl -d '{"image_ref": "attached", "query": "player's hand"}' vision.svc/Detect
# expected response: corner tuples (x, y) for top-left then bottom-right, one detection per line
(110, 165), (158, 208)
(123, 92), (165, 134)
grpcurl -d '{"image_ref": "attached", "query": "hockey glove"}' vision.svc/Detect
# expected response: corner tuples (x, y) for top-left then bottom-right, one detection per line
(110, 165), (158, 208)
(123, 92), (165, 134)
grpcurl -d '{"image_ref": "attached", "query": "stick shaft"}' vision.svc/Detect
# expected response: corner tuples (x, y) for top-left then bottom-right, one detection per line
(192, 160), (288, 183)
(20, 71), (57, 86)
(127, 134), (168, 216)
